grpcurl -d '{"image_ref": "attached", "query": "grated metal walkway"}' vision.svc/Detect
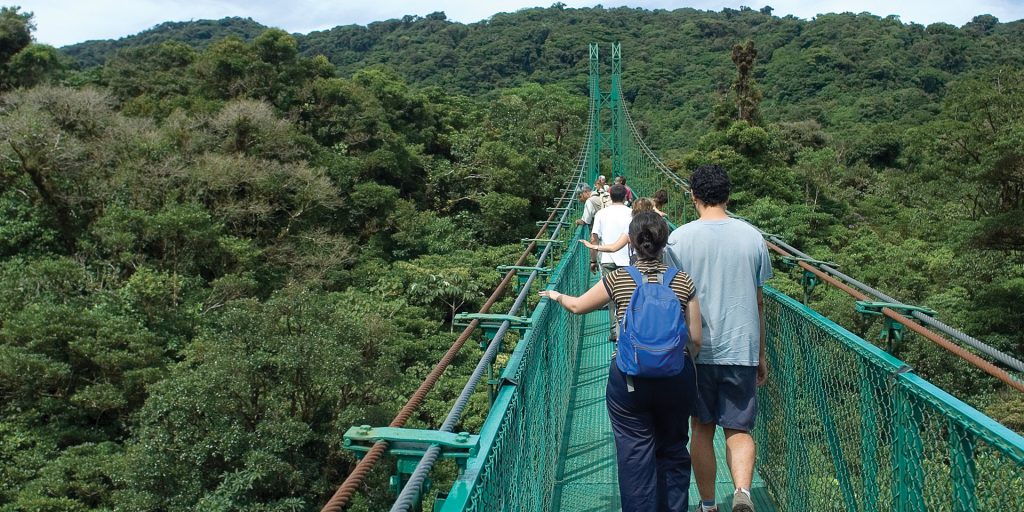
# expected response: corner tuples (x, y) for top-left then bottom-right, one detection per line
(551, 291), (776, 511)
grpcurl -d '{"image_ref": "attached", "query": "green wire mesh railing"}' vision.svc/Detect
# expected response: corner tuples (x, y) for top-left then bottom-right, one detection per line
(758, 286), (1024, 511)
(615, 82), (1024, 511)
(439, 220), (591, 511)
(619, 94), (694, 225)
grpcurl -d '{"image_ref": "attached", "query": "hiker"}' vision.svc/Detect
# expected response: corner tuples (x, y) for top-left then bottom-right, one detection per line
(665, 164), (772, 512)
(595, 174), (611, 194)
(590, 184), (632, 341)
(541, 211), (703, 512)
(614, 175), (635, 205)
(653, 189), (669, 218)
(579, 197), (661, 258)
(575, 184), (608, 226)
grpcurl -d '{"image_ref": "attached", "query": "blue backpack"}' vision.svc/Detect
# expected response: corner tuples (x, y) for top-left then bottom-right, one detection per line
(616, 266), (689, 378)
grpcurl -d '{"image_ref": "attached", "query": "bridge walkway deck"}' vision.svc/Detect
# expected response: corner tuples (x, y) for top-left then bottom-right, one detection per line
(551, 281), (775, 511)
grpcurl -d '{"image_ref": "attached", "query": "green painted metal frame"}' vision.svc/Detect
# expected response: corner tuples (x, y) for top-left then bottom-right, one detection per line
(440, 226), (589, 510)
(609, 42), (623, 178)
(588, 43), (601, 183)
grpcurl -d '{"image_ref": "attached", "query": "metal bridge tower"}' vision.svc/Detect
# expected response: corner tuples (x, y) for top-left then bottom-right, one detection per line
(588, 43), (601, 184)
(588, 42), (624, 183)
(609, 42), (624, 179)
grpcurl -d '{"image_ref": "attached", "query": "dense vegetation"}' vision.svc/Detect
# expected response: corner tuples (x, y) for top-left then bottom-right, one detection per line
(1, 3), (1022, 510)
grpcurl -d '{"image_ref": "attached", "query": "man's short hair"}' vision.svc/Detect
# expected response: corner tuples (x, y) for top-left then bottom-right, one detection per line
(609, 184), (627, 203)
(690, 164), (731, 206)
(578, 183), (592, 196)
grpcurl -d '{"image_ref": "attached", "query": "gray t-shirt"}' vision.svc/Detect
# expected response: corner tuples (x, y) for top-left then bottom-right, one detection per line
(665, 218), (772, 366)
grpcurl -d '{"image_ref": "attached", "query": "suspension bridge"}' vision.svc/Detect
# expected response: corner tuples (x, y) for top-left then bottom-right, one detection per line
(322, 44), (1024, 512)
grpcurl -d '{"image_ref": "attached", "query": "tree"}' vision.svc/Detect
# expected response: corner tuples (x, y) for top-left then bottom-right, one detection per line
(117, 291), (406, 510)
(4, 43), (62, 88)
(0, 86), (122, 251)
(0, 6), (33, 65)
(731, 40), (762, 124)
(927, 67), (1024, 253)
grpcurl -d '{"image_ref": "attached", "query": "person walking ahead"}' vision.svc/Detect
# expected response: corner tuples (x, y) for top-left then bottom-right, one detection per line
(575, 184), (606, 227)
(591, 184), (632, 341)
(665, 164), (772, 512)
(542, 211), (703, 512)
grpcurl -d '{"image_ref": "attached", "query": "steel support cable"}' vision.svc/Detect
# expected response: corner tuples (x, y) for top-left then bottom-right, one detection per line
(767, 236), (1024, 374)
(389, 121), (593, 512)
(322, 113), (594, 512)
(767, 241), (1024, 393)
(391, 230), (568, 512)
(620, 97), (1024, 379)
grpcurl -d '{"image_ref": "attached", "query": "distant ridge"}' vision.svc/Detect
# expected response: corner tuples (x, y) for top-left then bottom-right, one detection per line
(62, 17), (270, 67)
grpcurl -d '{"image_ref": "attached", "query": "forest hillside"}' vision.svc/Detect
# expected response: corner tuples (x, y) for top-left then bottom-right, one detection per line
(1, 4), (1022, 510)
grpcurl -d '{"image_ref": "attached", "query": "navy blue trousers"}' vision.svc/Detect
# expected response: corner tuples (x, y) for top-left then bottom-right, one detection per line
(606, 357), (697, 512)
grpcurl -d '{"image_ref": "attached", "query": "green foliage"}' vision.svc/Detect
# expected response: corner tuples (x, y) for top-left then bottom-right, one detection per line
(0, 6), (33, 64)
(0, 5), (1020, 510)
(1, 13), (586, 508)
(62, 17), (269, 68)
(117, 291), (408, 510)
(5, 43), (62, 88)
(0, 8), (65, 90)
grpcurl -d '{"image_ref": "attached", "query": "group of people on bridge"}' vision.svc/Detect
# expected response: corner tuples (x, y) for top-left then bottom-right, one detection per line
(541, 164), (772, 512)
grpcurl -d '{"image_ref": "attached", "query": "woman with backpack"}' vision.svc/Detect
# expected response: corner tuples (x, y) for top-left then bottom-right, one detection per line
(540, 211), (702, 512)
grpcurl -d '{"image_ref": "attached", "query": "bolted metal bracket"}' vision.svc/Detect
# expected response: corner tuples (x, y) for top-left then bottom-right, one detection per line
(496, 265), (552, 292)
(343, 425), (480, 496)
(535, 220), (572, 227)
(452, 313), (533, 347)
(780, 255), (839, 270)
(779, 256), (838, 303)
(854, 301), (937, 352)
(521, 237), (565, 259)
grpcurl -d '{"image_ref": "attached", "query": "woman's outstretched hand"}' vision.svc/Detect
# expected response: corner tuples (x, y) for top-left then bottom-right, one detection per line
(578, 239), (598, 250)
(539, 290), (561, 304)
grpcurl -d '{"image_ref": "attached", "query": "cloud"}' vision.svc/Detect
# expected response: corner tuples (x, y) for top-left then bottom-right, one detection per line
(17, 0), (1024, 47)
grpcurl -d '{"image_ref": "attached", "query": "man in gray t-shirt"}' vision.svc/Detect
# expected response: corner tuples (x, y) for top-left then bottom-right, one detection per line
(665, 164), (771, 512)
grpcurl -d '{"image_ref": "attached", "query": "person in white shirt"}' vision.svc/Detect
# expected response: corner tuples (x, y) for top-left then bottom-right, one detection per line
(590, 184), (632, 341)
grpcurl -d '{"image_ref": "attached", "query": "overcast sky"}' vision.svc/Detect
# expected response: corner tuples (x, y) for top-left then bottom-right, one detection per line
(17, 0), (1024, 48)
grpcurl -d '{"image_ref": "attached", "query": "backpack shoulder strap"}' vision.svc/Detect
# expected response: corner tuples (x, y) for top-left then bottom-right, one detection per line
(624, 266), (642, 287)
(663, 267), (679, 284)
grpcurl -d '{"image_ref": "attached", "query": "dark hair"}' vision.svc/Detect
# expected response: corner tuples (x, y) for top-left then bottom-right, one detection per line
(653, 189), (668, 206)
(629, 211), (669, 261)
(609, 184), (627, 202)
(690, 164), (731, 206)
(619, 176), (628, 185)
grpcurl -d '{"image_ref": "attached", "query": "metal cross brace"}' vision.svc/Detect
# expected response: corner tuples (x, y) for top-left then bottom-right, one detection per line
(780, 255), (839, 270)
(496, 265), (552, 292)
(343, 426), (479, 459)
(854, 301), (937, 318)
(855, 301), (937, 351)
(778, 256), (837, 303)
(343, 426), (480, 498)
(535, 220), (572, 227)
(521, 238), (564, 246)
(452, 313), (533, 347)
